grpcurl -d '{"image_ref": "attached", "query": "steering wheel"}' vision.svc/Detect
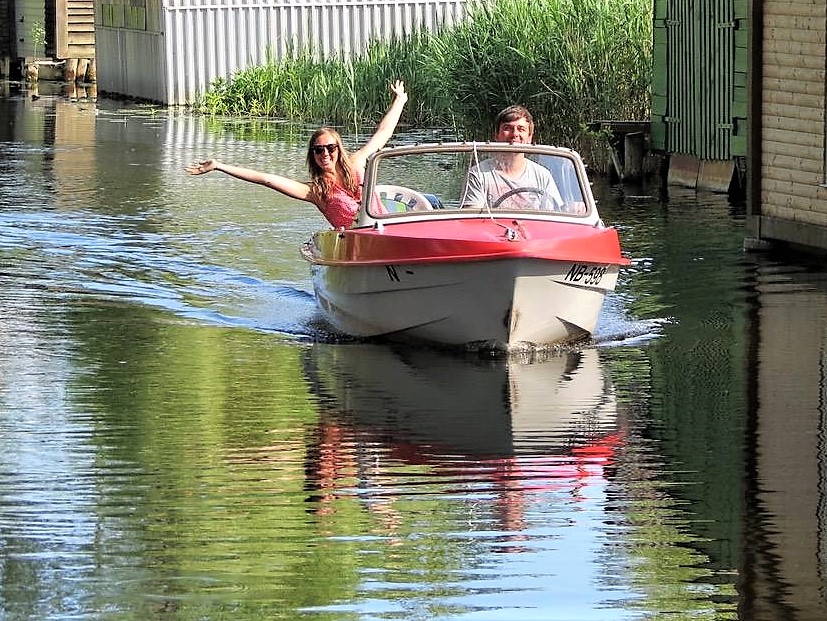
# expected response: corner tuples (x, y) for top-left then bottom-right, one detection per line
(375, 184), (434, 212)
(489, 186), (546, 210)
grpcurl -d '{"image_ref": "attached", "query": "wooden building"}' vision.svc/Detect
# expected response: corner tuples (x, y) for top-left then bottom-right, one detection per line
(650, 0), (749, 193)
(744, 0), (827, 253)
(0, 0), (15, 77)
(637, 0), (827, 255)
(58, 0), (95, 80)
(0, 0), (95, 81)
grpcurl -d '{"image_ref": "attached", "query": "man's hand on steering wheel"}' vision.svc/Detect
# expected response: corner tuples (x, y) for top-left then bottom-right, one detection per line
(489, 186), (546, 209)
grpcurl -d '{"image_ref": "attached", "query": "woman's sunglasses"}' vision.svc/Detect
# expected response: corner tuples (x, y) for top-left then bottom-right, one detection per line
(311, 143), (339, 155)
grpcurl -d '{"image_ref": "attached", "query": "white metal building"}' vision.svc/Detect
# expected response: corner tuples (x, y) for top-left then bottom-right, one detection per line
(94, 0), (468, 106)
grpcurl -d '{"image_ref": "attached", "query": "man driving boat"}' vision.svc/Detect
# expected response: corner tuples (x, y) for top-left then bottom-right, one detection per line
(462, 105), (567, 211)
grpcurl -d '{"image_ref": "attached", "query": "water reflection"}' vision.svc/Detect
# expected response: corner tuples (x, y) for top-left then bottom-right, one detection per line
(301, 343), (634, 617)
(2, 87), (827, 620)
(743, 259), (827, 620)
(305, 343), (623, 458)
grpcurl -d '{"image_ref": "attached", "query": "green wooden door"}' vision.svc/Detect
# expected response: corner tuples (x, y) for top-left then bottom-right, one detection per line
(651, 0), (747, 159)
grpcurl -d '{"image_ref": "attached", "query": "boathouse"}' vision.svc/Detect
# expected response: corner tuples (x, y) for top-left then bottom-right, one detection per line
(744, 0), (827, 254)
(0, 0), (95, 81)
(632, 0), (827, 255)
(648, 0), (749, 194)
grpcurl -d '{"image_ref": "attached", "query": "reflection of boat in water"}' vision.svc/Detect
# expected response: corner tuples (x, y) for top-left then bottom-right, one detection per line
(303, 343), (623, 459)
(302, 343), (626, 537)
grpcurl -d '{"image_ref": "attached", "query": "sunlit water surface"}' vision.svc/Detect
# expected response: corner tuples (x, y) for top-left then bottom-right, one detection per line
(2, 85), (827, 621)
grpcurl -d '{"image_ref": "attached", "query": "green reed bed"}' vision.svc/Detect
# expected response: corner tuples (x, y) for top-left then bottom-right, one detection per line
(194, 0), (651, 150)
(444, 0), (652, 145)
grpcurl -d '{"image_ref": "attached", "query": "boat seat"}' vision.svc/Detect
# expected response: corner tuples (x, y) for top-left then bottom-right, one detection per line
(375, 184), (434, 212)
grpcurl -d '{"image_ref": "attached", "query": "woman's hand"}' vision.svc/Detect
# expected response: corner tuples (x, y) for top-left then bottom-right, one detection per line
(185, 159), (217, 175)
(390, 80), (407, 104)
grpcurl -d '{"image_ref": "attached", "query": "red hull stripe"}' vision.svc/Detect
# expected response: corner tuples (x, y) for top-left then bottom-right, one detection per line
(308, 219), (631, 267)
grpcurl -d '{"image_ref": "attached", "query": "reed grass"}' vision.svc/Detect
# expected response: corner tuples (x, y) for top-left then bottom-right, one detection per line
(193, 0), (651, 151)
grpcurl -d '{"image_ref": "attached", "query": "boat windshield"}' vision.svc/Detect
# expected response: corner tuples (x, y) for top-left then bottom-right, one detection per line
(366, 146), (590, 218)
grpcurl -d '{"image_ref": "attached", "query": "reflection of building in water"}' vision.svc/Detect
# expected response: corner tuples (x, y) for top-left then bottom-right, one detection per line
(744, 265), (827, 619)
(50, 97), (97, 209)
(302, 344), (625, 536)
(2, 89), (98, 209)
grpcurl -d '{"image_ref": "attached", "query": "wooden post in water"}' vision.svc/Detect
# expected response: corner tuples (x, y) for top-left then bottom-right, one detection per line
(77, 59), (90, 82)
(65, 59), (78, 82)
(587, 120), (651, 183)
(623, 132), (645, 181)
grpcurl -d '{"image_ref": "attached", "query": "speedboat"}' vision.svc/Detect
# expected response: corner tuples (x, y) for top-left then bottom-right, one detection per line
(301, 142), (630, 351)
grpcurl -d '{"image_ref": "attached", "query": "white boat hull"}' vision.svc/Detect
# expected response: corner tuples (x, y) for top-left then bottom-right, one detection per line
(311, 257), (619, 349)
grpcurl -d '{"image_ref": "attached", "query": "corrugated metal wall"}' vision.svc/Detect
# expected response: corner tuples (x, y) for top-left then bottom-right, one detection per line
(650, 0), (747, 161)
(96, 0), (467, 106)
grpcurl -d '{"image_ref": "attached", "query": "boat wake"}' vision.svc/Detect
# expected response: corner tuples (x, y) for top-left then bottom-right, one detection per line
(1, 208), (664, 348)
(0, 209), (328, 339)
(591, 293), (671, 347)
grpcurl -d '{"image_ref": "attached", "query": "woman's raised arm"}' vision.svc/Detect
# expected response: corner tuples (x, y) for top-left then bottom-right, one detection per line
(350, 80), (408, 171)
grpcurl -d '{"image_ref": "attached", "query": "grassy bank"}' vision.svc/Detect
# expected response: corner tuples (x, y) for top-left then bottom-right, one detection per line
(194, 0), (651, 151)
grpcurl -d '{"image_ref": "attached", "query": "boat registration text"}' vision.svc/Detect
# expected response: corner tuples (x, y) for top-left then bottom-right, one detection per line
(564, 263), (608, 286)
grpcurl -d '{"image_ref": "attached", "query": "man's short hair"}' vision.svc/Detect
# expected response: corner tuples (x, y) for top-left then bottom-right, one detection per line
(495, 105), (534, 135)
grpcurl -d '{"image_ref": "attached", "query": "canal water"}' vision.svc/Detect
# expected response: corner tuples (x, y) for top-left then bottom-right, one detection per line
(2, 82), (827, 621)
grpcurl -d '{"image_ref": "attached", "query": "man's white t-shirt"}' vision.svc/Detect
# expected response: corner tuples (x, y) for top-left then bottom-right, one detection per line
(463, 158), (565, 210)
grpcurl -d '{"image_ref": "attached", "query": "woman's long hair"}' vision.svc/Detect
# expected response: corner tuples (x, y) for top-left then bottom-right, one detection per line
(306, 128), (361, 203)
